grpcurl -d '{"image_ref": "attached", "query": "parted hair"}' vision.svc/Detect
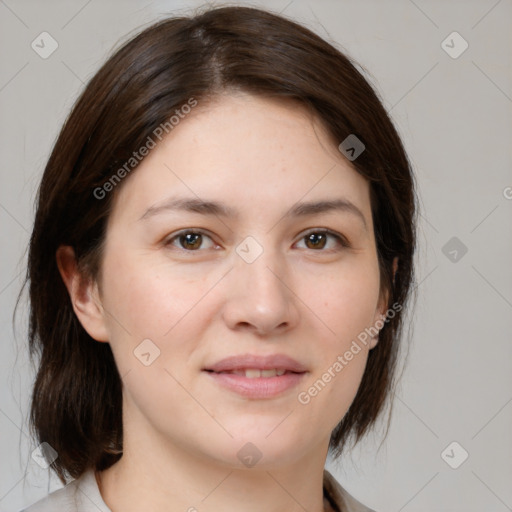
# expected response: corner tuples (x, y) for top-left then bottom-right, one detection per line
(23, 5), (417, 484)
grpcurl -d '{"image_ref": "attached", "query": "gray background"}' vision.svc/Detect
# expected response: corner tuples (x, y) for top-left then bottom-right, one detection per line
(1, 0), (511, 510)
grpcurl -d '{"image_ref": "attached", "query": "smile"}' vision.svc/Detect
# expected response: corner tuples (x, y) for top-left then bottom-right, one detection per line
(214, 368), (289, 378)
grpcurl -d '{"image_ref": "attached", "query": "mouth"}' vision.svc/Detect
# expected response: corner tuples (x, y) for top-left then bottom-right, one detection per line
(202, 354), (308, 399)
(205, 368), (294, 378)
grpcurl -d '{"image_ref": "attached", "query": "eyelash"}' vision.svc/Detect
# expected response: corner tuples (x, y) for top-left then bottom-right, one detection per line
(164, 228), (350, 253)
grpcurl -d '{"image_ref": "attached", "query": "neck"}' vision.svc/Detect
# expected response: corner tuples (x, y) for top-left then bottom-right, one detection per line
(97, 416), (330, 512)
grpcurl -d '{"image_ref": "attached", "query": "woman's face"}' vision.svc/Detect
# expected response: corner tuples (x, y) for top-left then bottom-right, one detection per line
(92, 92), (387, 468)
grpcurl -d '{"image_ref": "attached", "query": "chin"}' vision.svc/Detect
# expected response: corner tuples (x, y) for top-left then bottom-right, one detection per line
(209, 429), (316, 471)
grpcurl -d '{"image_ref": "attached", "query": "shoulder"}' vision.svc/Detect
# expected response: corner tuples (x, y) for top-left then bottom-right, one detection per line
(20, 470), (111, 512)
(323, 469), (377, 512)
(20, 478), (80, 512)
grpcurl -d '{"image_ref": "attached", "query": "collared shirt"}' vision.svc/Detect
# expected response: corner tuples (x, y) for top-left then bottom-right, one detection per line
(21, 468), (376, 512)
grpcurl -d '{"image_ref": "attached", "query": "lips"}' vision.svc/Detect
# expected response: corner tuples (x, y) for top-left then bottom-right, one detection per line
(203, 354), (307, 399)
(203, 354), (308, 374)
(219, 368), (287, 378)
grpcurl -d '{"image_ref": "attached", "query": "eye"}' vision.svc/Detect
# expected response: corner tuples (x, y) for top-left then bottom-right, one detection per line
(164, 228), (349, 253)
(165, 229), (217, 251)
(295, 229), (349, 251)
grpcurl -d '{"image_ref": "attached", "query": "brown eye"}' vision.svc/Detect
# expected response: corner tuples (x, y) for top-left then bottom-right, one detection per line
(296, 229), (349, 251)
(165, 230), (216, 251)
(179, 233), (203, 250)
(304, 232), (328, 250)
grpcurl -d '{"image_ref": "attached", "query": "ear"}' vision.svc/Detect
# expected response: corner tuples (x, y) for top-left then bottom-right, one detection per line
(56, 245), (109, 342)
(369, 256), (399, 350)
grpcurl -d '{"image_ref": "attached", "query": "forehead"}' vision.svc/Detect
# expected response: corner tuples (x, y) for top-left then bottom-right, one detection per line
(108, 92), (371, 227)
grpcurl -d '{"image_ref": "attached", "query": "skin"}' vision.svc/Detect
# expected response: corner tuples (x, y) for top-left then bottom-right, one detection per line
(57, 92), (394, 512)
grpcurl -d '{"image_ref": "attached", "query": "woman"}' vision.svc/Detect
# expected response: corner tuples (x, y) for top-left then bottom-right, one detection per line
(21, 5), (416, 511)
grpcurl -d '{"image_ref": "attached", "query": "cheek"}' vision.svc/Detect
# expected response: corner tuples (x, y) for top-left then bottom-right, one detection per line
(101, 250), (213, 341)
(98, 254), (215, 422)
(98, 250), (223, 390)
(304, 260), (381, 351)
(295, 260), (380, 420)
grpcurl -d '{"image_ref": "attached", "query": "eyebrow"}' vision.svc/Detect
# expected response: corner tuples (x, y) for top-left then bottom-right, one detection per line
(139, 196), (367, 231)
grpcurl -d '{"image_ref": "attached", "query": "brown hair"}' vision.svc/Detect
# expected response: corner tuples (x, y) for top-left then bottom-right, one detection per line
(23, 5), (417, 484)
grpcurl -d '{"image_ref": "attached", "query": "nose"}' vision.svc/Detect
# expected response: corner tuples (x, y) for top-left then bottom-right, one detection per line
(221, 245), (301, 337)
